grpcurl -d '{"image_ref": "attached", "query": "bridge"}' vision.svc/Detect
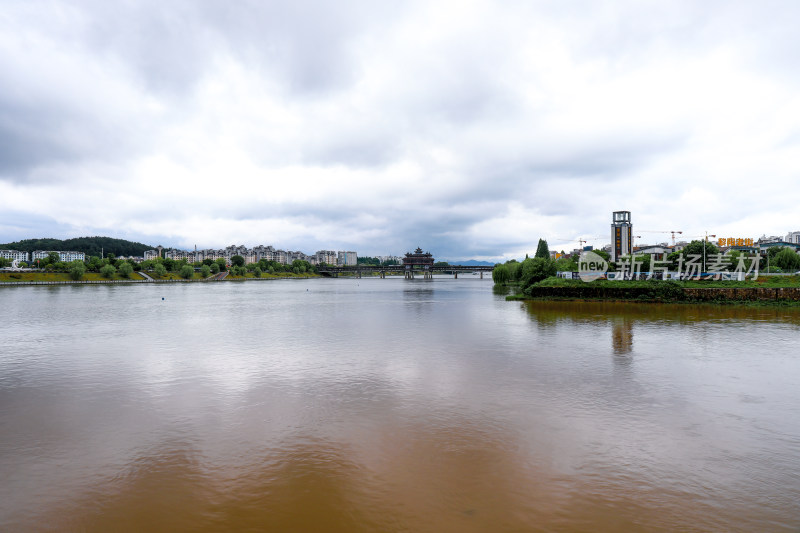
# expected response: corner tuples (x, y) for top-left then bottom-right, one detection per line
(317, 264), (495, 279)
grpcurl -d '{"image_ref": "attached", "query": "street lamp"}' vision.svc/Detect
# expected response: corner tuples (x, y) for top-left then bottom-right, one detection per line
(703, 232), (716, 277)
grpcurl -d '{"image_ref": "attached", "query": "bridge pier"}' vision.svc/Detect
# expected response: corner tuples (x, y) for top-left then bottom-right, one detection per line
(480, 271), (483, 279)
(454, 272), (458, 279)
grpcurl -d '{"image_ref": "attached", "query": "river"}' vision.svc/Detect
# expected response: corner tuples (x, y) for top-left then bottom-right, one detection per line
(1, 278), (799, 531)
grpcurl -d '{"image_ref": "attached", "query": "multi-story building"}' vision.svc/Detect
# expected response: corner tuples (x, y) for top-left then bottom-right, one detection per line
(273, 250), (288, 264)
(786, 231), (800, 245)
(31, 250), (85, 262)
(315, 250), (337, 265)
(0, 250), (29, 262)
(338, 251), (357, 266)
(139, 244), (365, 267)
(287, 251), (309, 263)
(610, 211), (633, 262)
(253, 245), (277, 262)
(164, 249), (190, 261)
(58, 251), (85, 262)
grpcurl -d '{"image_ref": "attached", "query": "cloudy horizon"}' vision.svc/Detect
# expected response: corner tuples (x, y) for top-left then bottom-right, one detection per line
(1, 1), (799, 261)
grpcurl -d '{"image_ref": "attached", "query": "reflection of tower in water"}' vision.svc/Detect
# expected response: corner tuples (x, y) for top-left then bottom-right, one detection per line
(612, 317), (633, 355)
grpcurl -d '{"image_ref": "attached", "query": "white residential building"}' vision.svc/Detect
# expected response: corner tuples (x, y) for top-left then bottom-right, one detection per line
(0, 250), (29, 262)
(315, 250), (337, 265)
(287, 251), (309, 263)
(58, 251), (85, 262)
(253, 245), (277, 262)
(786, 231), (800, 245)
(31, 250), (85, 262)
(338, 251), (357, 266)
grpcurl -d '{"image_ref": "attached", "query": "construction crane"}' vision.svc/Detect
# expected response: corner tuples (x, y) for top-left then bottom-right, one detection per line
(552, 236), (605, 253)
(639, 230), (683, 246)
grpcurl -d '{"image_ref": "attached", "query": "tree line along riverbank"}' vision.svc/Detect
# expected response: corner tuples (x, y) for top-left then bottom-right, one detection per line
(492, 238), (800, 305)
(0, 252), (320, 283)
(500, 277), (800, 305)
(0, 270), (319, 285)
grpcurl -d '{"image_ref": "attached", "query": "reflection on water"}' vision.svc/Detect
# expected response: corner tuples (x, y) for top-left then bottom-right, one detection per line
(2, 282), (800, 532)
(612, 317), (633, 355)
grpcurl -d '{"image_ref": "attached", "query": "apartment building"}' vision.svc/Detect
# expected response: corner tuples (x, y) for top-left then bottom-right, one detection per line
(338, 251), (357, 266)
(30, 250), (85, 262)
(0, 250), (29, 262)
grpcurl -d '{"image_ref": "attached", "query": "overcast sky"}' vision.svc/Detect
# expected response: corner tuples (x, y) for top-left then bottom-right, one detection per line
(1, 1), (798, 260)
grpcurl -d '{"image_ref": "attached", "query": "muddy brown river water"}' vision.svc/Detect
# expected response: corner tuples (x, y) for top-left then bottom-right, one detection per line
(1, 278), (799, 531)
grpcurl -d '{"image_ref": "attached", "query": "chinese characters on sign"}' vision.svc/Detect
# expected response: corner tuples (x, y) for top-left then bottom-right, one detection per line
(717, 237), (754, 247)
(605, 253), (760, 282)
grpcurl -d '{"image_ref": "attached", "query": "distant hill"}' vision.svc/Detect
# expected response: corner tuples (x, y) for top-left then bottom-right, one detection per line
(448, 259), (496, 266)
(0, 236), (154, 257)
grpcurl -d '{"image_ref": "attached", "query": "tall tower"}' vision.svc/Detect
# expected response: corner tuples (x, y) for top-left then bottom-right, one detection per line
(611, 211), (632, 262)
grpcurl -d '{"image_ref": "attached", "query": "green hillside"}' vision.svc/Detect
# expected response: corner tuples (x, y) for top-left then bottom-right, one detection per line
(0, 236), (154, 257)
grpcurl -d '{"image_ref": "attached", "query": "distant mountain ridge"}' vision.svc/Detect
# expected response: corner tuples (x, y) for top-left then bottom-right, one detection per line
(0, 236), (154, 257)
(446, 259), (496, 266)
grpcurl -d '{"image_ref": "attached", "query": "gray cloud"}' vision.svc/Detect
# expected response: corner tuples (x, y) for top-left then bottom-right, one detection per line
(1, 0), (799, 259)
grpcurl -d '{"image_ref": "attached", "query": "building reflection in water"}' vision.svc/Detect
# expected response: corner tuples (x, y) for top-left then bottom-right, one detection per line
(611, 316), (633, 356)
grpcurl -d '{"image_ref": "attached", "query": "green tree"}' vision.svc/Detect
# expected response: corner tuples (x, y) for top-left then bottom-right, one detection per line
(162, 257), (175, 272)
(292, 259), (312, 273)
(200, 264), (211, 278)
(154, 263), (167, 277)
(773, 247), (800, 272)
(492, 264), (510, 284)
(231, 255), (245, 267)
(535, 239), (550, 259)
(47, 251), (60, 265)
(680, 240), (719, 258)
(216, 258), (227, 272)
(506, 260), (521, 282)
(68, 260), (86, 280)
(118, 262), (134, 278)
(100, 264), (116, 278)
(179, 264), (194, 279)
(521, 257), (556, 286)
(253, 267), (262, 278)
(593, 249), (610, 261)
(634, 254), (652, 273)
(210, 262), (220, 274)
(554, 256), (577, 272)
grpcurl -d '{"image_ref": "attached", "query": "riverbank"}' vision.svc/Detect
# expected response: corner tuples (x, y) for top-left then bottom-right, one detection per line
(0, 271), (320, 285)
(503, 276), (800, 305)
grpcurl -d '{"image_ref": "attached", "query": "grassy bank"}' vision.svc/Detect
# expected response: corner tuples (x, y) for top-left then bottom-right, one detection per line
(0, 271), (147, 282)
(0, 270), (320, 283)
(503, 275), (800, 306)
(222, 272), (320, 280)
(534, 275), (800, 289)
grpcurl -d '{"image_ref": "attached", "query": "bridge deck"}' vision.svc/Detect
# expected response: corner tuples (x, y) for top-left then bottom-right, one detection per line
(317, 265), (493, 273)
